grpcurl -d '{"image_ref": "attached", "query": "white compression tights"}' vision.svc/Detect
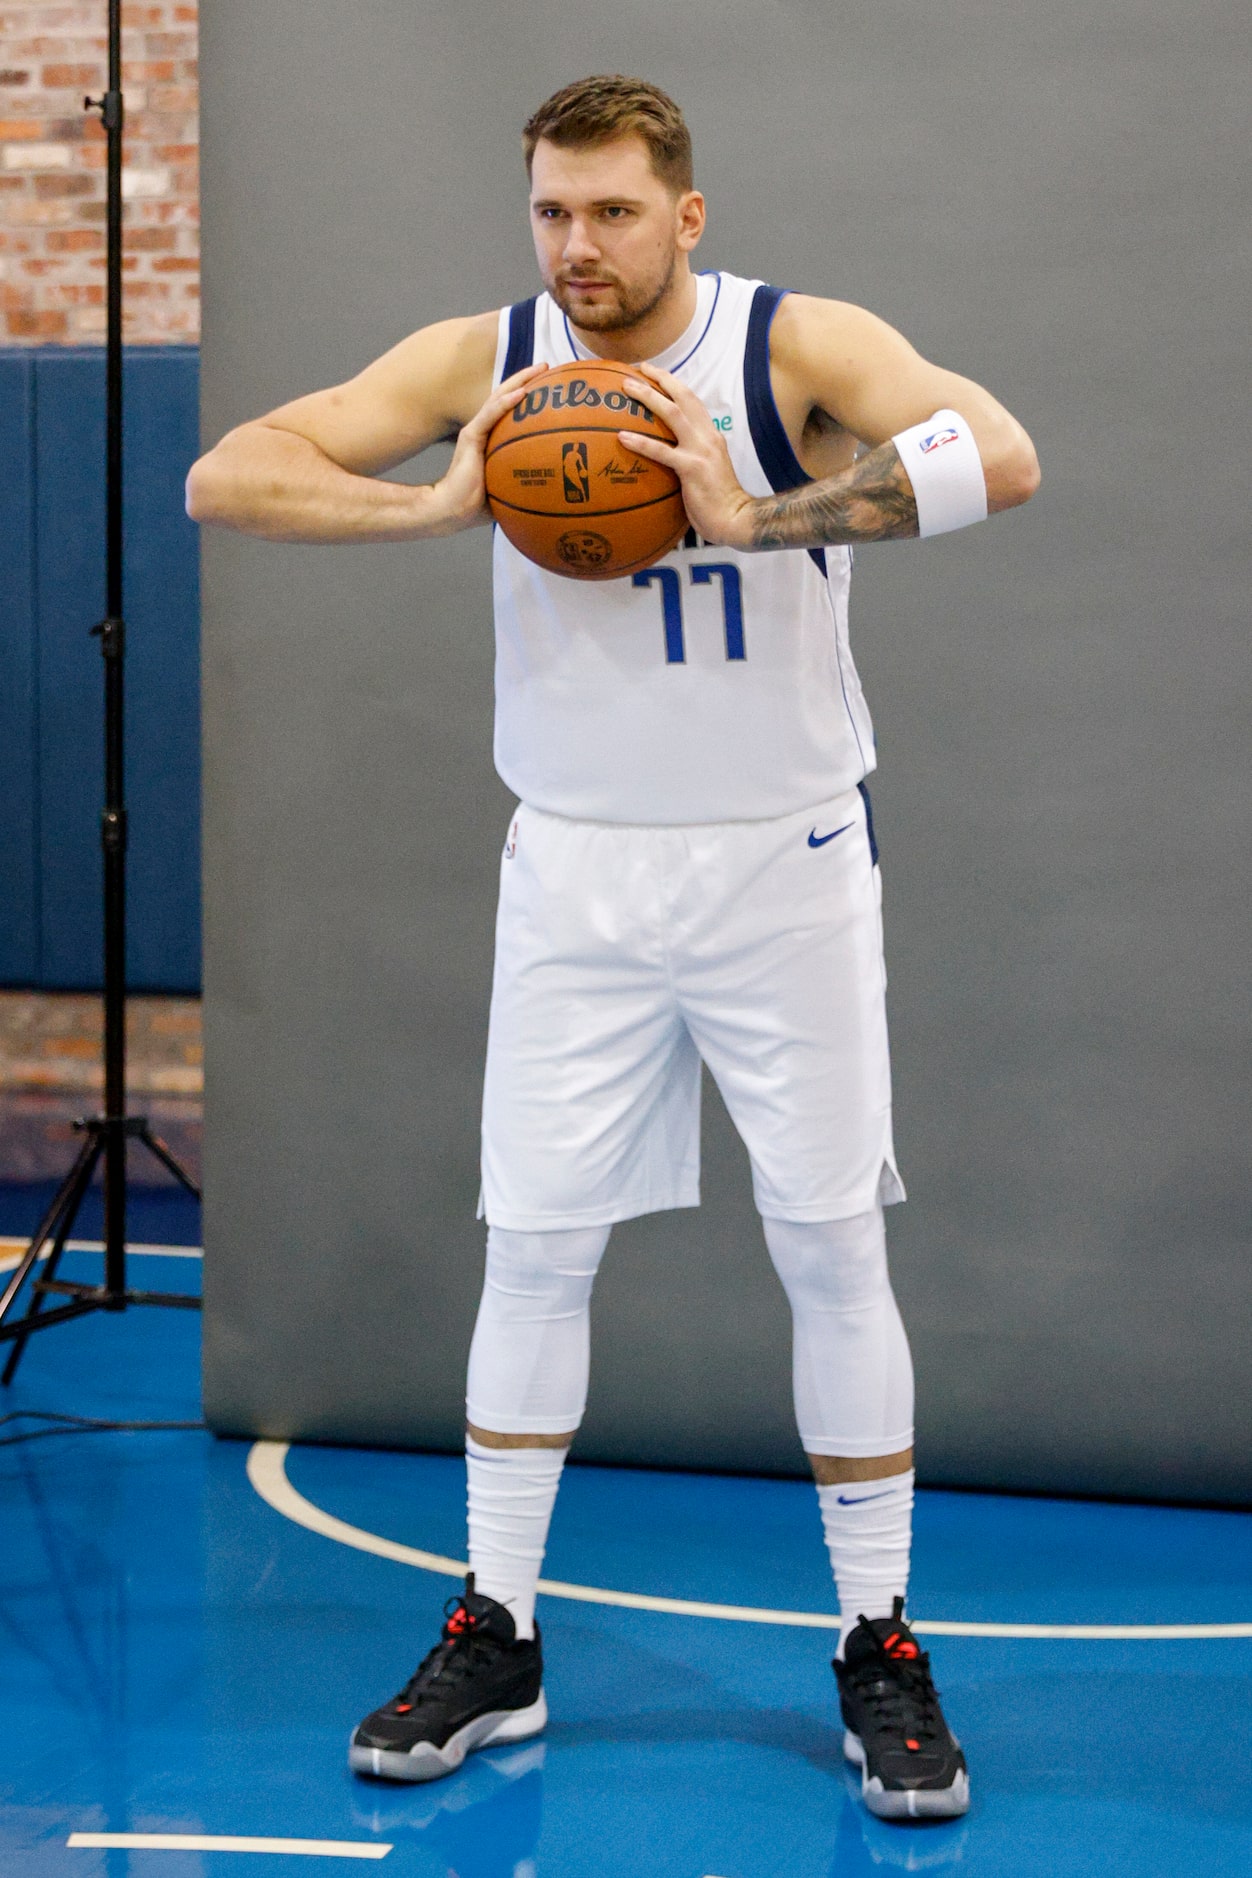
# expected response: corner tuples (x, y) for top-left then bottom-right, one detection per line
(762, 1207), (916, 1650)
(761, 1207), (914, 1457)
(467, 1212), (911, 1450)
(466, 1224), (609, 1435)
(462, 1212), (914, 1644)
(464, 1225), (609, 1639)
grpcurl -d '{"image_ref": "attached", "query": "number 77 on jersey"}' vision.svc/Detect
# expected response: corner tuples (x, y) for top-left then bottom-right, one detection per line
(632, 563), (745, 665)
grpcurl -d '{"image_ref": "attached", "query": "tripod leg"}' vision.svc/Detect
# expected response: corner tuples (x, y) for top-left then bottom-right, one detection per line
(0, 1129), (99, 1325)
(135, 1124), (202, 1200)
(1, 1131), (105, 1385)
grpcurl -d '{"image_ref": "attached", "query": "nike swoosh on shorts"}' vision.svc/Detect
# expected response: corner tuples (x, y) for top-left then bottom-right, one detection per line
(808, 822), (853, 848)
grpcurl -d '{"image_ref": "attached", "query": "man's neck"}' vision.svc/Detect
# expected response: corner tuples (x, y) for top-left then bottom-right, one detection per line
(567, 265), (699, 365)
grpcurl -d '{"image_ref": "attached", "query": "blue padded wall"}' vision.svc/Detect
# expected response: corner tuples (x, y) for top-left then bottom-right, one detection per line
(0, 355), (39, 984)
(0, 346), (201, 991)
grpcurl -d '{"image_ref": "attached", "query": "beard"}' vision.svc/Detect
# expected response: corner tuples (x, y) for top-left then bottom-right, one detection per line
(548, 249), (679, 334)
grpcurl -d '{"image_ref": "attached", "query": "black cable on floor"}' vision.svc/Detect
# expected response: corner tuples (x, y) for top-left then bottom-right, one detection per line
(0, 1409), (206, 1447)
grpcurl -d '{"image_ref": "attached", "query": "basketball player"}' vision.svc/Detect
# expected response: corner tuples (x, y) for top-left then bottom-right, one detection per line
(187, 76), (1039, 1821)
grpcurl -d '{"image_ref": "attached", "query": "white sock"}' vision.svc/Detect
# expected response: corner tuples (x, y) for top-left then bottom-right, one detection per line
(465, 1435), (566, 1641)
(817, 1468), (915, 1658)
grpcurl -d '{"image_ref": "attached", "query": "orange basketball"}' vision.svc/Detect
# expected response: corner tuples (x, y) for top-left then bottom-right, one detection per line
(485, 361), (688, 581)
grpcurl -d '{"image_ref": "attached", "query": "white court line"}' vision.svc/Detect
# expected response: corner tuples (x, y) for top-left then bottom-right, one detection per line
(0, 1238), (202, 1272)
(67, 1833), (388, 1858)
(246, 1440), (1252, 1642)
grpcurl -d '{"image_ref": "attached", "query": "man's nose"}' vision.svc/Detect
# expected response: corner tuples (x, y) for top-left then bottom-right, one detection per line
(563, 218), (600, 265)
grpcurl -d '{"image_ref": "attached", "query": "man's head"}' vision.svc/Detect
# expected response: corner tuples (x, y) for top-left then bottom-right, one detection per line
(523, 76), (704, 334)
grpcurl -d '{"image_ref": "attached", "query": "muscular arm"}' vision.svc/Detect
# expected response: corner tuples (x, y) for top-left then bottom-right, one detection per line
(185, 312), (533, 543)
(751, 440), (921, 549)
(748, 296), (1039, 548)
(620, 294), (1040, 552)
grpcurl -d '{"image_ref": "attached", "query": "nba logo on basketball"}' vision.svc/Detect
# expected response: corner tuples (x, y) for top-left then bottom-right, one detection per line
(920, 427), (960, 454)
(562, 441), (591, 503)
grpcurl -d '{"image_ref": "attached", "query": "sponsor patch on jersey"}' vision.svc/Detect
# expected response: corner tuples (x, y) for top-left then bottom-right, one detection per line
(920, 426), (960, 454)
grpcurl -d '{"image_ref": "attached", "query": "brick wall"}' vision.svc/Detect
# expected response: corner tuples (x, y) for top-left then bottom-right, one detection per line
(0, 1), (198, 344)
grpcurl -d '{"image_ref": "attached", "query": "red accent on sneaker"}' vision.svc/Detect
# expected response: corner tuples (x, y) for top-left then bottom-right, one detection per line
(906, 1737), (920, 1750)
(445, 1607), (473, 1635)
(394, 1702), (412, 1714)
(882, 1631), (920, 1660)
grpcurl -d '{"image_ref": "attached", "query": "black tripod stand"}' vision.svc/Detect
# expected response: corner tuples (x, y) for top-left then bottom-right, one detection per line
(0, 0), (201, 1381)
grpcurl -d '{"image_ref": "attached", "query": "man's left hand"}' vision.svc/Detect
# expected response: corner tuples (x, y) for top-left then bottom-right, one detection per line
(618, 365), (757, 551)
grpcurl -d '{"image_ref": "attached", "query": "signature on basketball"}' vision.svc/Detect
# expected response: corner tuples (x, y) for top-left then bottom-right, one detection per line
(598, 454), (647, 484)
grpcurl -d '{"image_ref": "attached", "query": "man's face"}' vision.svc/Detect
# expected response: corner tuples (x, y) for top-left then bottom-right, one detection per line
(529, 134), (703, 333)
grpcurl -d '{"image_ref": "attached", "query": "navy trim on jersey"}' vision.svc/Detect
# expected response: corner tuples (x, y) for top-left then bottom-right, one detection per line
(502, 297), (537, 378)
(744, 285), (808, 491)
(560, 271), (722, 371)
(669, 271), (722, 370)
(745, 284), (826, 578)
(857, 780), (879, 867)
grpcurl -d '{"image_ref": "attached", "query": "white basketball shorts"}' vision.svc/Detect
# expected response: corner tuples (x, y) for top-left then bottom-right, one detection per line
(479, 783), (905, 1231)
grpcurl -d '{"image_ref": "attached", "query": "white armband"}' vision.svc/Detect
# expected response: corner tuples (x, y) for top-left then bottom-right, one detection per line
(891, 409), (988, 538)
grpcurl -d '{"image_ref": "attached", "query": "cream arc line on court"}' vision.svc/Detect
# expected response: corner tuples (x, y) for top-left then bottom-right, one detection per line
(246, 1442), (1252, 1642)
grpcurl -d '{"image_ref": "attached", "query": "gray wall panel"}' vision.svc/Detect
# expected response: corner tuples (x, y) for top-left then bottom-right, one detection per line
(199, 0), (1251, 1500)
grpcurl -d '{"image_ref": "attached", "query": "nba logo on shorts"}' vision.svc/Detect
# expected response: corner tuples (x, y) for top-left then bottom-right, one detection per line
(562, 441), (590, 503)
(504, 818), (519, 859)
(920, 427), (959, 454)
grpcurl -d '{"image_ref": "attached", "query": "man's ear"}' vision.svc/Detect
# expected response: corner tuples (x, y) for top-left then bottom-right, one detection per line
(677, 191), (706, 252)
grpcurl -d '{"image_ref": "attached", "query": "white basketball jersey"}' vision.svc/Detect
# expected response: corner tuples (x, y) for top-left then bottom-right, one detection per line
(490, 270), (876, 824)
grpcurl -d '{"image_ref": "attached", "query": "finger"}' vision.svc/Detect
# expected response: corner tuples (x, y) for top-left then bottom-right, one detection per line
(623, 372), (710, 442)
(630, 360), (683, 395)
(621, 374), (679, 423)
(500, 359), (551, 392)
(485, 362), (551, 416)
(618, 429), (678, 462)
(463, 362), (551, 438)
(628, 362), (704, 413)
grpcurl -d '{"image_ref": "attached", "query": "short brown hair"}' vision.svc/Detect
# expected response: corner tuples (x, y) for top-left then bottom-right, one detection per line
(523, 76), (693, 194)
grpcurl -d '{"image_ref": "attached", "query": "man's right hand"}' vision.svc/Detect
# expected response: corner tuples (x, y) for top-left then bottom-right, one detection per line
(185, 312), (547, 546)
(426, 364), (550, 536)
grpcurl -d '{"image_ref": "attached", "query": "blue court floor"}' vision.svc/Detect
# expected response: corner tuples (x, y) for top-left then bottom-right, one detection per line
(3, 1189), (1252, 1877)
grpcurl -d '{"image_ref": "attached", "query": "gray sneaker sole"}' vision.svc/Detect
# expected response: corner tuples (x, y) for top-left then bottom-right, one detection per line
(844, 1727), (971, 1820)
(349, 1689), (547, 1784)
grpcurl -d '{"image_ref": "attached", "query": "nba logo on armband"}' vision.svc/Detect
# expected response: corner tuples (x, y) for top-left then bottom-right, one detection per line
(504, 819), (519, 859)
(920, 426), (960, 454)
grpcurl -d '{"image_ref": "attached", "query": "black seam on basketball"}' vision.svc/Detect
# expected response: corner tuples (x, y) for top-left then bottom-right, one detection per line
(508, 527), (689, 582)
(487, 488), (686, 520)
(558, 547), (687, 582)
(485, 423), (676, 460)
(598, 542), (688, 579)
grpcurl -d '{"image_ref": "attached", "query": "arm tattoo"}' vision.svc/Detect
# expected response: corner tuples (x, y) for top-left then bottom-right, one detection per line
(750, 441), (919, 549)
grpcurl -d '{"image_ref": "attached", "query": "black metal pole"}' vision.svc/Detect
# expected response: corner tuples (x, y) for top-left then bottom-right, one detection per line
(0, 0), (202, 1369)
(98, 0), (127, 1307)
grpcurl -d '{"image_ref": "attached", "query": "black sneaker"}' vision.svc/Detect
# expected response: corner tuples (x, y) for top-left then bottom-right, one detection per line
(349, 1575), (546, 1783)
(834, 1599), (970, 1821)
